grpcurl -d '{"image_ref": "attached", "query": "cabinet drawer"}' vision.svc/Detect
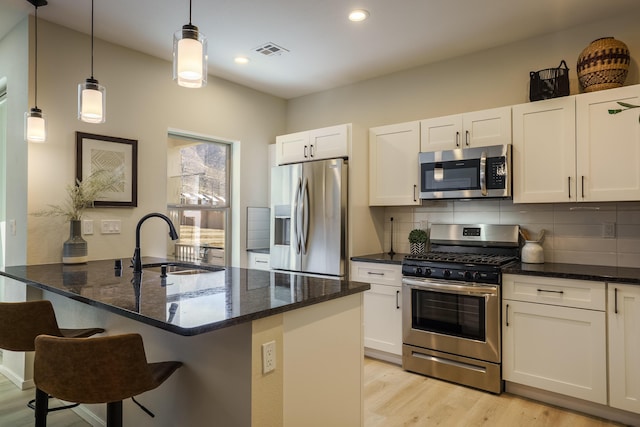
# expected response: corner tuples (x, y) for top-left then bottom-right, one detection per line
(351, 261), (401, 286)
(503, 274), (605, 310)
(249, 252), (270, 271)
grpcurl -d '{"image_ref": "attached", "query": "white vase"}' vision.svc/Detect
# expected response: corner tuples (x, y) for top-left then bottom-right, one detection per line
(521, 240), (544, 264)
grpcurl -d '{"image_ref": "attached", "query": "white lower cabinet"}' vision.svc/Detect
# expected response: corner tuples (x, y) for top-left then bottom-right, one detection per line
(502, 274), (607, 404)
(352, 261), (402, 358)
(608, 284), (640, 414)
(248, 251), (270, 270)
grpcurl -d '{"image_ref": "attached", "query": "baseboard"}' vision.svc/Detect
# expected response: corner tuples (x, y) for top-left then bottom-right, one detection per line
(364, 348), (402, 365)
(0, 365), (34, 390)
(505, 381), (639, 426)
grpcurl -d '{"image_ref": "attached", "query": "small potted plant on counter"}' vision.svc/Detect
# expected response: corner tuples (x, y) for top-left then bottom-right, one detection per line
(408, 229), (428, 255)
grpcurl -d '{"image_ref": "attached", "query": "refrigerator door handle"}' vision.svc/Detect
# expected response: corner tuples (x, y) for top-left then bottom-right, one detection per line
(294, 177), (303, 254)
(301, 177), (310, 254)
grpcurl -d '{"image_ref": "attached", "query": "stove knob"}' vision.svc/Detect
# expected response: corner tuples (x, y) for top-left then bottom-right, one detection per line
(424, 268), (432, 277)
(415, 267), (423, 276)
(463, 271), (472, 280)
(472, 272), (481, 281)
(443, 269), (451, 278)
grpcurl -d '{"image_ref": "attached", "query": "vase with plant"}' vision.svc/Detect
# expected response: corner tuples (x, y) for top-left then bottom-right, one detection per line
(32, 170), (120, 264)
(408, 229), (428, 255)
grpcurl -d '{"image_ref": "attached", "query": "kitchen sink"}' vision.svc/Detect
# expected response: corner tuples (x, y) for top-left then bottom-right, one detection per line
(142, 263), (224, 275)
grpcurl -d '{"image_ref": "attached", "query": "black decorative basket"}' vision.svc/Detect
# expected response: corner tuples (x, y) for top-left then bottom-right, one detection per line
(529, 60), (570, 102)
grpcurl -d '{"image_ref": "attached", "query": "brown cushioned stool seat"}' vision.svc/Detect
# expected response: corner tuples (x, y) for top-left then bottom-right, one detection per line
(34, 333), (182, 427)
(0, 300), (104, 414)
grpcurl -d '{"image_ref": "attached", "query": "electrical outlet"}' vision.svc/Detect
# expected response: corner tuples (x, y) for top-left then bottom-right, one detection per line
(9, 219), (16, 236)
(83, 219), (94, 235)
(262, 340), (276, 374)
(602, 222), (616, 239)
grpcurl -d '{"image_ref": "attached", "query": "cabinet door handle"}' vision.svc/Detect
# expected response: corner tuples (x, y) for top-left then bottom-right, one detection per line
(310, 144), (314, 158)
(304, 145), (308, 158)
(465, 130), (470, 147)
(396, 290), (400, 309)
(568, 177), (571, 199)
(367, 271), (385, 276)
(413, 184), (417, 202)
(581, 175), (585, 199)
(256, 260), (268, 264)
(506, 303), (510, 327)
(455, 131), (460, 147)
(614, 287), (618, 314)
(537, 288), (564, 295)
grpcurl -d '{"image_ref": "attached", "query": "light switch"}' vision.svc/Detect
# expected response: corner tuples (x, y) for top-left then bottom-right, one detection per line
(83, 219), (94, 235)
(101, 220), (121, 234)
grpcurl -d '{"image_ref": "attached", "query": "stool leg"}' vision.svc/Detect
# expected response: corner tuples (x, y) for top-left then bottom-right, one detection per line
(106, 400), (123, 427)
(34, 388), (49, 427)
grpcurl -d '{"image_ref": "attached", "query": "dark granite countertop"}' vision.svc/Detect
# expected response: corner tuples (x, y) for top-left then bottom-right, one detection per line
(350, 253), (409, 265)
(0, 257), (369, 336)
(502, 262), (640, 285)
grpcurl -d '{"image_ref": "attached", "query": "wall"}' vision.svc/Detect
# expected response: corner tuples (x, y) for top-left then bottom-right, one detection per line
(27, 18), (286, 267)
(285, 11), (640, 264)
(0, 18), (28, 268)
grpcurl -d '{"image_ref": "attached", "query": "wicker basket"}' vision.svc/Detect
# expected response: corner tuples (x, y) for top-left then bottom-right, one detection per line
(577, 37), (630, 92)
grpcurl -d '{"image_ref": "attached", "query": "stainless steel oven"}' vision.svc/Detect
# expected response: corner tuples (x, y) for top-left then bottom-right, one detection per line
(401, 223), (520, 394)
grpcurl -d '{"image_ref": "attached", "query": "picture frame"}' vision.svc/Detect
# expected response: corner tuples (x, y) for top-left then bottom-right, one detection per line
(76, 132), (138, 207)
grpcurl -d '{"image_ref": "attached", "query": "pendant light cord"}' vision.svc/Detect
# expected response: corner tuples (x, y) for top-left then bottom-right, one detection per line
(189, 0), (192, 25)
(34, 5), (39, 108)
(90, 0), (94, 79)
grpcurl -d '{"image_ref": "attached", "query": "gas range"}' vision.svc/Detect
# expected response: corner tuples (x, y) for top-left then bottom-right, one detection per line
(401, 224), (520, 285)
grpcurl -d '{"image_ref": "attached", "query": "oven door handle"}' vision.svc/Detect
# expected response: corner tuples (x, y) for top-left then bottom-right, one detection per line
(480, 150), (487, 196)
(402, 277), (498, 297)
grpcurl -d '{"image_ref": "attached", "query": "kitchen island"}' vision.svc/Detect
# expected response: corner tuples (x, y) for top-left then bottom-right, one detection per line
(0, 258), (369, 427)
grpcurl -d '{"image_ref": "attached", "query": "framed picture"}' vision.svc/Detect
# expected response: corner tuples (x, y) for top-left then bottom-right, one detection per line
(76, 132), (138, 207)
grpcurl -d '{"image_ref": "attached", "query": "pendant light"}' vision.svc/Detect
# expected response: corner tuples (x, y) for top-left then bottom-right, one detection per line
(173, 0), (207, 88)
(24, 0), (48, 143)
(78, 0), (105, 123)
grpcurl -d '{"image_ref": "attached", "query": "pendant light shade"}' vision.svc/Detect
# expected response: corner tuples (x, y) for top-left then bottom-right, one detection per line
(25, 108), (46, 142)
(78, 0), (105, 123)
(78, 78), (106, 123)
(25, 0), (48, 143)
(173, 1), (207, 88)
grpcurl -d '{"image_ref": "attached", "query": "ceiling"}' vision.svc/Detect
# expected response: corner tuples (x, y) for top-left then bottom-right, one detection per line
(1, 0), (639, 99)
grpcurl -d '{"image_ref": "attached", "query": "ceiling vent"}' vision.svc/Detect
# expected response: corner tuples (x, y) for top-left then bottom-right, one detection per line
(254, 42), (290, 57)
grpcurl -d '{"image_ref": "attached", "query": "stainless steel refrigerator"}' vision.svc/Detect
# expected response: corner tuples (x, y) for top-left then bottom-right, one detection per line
(270, 158), (348, 277)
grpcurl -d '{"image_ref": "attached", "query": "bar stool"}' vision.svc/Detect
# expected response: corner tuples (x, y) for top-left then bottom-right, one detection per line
(0, 300), (105, 412)
(34, 333), (182, 427)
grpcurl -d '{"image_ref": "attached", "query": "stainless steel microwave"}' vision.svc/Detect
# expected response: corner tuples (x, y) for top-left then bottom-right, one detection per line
(419, 144), (511, 200)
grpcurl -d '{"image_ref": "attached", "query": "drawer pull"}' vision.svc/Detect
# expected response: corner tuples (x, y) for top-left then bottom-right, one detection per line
(396, 290), (400, 309)
(506, 303), (510, 327)
(614, 287), (618, 314)
(537, 288), (564, 295)
(256, 260), (268, 264)
(367, 272), (385, 276)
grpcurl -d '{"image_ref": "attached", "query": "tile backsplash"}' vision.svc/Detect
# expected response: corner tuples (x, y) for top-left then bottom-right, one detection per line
(384, 200), (640, 268)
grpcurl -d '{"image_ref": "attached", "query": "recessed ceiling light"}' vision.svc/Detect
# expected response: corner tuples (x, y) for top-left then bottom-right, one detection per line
(234, 56), (250, 65)
(348, 9), (369, 22)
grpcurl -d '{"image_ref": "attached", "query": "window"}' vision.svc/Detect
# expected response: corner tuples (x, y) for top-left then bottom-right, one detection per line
(167, 135), (230, 266)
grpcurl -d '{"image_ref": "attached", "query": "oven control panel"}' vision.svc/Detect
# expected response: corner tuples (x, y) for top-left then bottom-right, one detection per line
(401, 261), (502, 284)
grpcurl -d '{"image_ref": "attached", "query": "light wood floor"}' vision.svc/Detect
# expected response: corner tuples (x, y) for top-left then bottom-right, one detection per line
(0, 357), (627, 426)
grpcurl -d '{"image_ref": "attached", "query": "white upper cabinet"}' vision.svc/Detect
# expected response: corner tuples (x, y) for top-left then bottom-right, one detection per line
(512, 96), (577, 203)
(576, 85), (640, 202)
(275, 124), (350, 165)
(369, 121), (420, 206)
(513, 84), (640, 203)
(420, 106), (512, 152)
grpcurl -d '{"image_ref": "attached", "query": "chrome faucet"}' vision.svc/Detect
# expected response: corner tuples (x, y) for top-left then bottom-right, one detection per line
(132, 213), (179, 274)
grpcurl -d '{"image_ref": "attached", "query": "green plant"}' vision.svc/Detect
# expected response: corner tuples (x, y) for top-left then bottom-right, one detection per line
(408, 229), (428, 243)
(608, 101), (640, 123)
(31, 170), (120, 221)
